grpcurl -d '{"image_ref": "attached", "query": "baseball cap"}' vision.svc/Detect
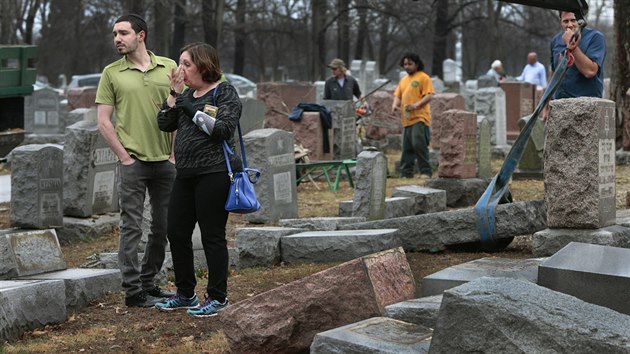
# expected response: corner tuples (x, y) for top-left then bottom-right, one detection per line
(328, 58), (346, 69)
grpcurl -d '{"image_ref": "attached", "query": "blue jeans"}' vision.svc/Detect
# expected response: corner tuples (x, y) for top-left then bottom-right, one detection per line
(401, 121), (432, 177)
(117, 159), (175, 297)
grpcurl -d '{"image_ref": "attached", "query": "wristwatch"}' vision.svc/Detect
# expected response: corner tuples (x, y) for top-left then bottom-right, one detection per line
(170, 88), (181, 97)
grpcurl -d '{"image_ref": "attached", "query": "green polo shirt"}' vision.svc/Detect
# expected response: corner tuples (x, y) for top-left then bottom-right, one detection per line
(96, 51), (177, 161)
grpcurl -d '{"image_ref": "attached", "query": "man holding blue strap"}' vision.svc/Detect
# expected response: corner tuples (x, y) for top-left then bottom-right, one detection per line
(550, 10), (606, 99)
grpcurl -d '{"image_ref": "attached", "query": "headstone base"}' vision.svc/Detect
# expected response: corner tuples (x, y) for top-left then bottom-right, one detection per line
(532, 225), (630, 257)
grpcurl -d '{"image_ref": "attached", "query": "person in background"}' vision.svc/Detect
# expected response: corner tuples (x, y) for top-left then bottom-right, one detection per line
(391, 52), (434, 179)
(550, 10), (606, 99)
(323, 58), (362, 100)
(486, 60), (505, 82)
(155, 42), (242, 318)
(96, 13), (176, 308)
(517, 52), (548, 89)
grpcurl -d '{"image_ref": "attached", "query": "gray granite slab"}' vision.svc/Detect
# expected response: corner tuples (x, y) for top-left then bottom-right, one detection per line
(422, 257), (544, 296)
(384, 295), (443, 329)
(538, 242), (630, 315)
(281, 229), (401, 264)
(19, 268), (121, 309)
(0, 279), (67, 342)
(310, 317), (432, 354)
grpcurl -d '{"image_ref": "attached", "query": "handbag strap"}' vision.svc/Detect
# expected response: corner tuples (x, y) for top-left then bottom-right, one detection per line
(218, 84), (249, 178)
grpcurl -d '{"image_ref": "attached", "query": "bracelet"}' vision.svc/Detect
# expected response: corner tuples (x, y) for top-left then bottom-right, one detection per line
(170, 88), (181, 97)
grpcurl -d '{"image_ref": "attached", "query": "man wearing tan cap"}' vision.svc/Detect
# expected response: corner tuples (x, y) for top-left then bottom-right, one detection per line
(323, 58), (362, 100)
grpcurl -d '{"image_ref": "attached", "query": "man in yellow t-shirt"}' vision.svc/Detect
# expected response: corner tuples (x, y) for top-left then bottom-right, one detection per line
(391, 53), (435, 179)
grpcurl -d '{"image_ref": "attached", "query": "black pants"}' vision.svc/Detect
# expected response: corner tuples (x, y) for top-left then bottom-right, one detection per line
(167, 171), (230, 302)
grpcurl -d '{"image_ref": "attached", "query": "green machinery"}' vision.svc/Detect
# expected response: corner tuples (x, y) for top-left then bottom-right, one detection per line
(0, 45), (37, 158)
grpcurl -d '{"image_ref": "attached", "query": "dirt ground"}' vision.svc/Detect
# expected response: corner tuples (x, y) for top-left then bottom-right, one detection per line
(2, 163), (628, 353)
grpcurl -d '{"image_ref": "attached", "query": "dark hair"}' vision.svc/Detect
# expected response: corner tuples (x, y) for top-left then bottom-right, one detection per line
(180, 42), (222, 83)
(115, 14), (148, 41)
(400, 52), (424, 71)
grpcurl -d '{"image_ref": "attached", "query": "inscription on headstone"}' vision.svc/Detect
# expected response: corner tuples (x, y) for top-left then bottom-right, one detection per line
(63, 118), (119, 217)
(243, 129), (298, 223)
(10, 144), (64, 228)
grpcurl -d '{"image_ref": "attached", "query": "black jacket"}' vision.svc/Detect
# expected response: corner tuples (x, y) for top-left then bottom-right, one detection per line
(157, 81), (243, 177)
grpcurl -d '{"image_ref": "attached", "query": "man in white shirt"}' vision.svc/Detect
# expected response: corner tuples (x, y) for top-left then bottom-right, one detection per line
(517, 52), (547, 89)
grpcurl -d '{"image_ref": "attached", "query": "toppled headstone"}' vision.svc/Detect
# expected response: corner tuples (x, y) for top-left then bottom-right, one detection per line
(311, 317), (432, 354)
(384, 294), (443, 329)
(430, 277), (630, 353)
(340, 200), (546, 251)
(280, 229), (401, 264)
(219, 247), (415, 353)
(0, 279), (67, 342)
(391, 185), (446, 214)
(538, 242), (630, 315)
(235, 227), (303, 268)
(278, 217), (366, 231)
(0, 229), (66, 279)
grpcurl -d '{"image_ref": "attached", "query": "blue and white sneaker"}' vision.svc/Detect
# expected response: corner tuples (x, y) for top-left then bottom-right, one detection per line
(187, 297), (229, 318)
(155, 293), (199, 312)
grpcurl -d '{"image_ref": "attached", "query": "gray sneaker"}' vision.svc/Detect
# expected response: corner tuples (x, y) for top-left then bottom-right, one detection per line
(125, 291), (162, 308)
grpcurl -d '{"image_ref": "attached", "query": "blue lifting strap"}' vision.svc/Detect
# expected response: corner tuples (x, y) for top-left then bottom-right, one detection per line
(474, 23), (584, 243)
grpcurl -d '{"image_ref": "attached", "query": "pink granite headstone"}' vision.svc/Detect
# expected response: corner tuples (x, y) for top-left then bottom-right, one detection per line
(438, 109), (478, 178)
(430, 93), (466, 150)
(256, 82), (316, 132)
(219, 247), (415, 354)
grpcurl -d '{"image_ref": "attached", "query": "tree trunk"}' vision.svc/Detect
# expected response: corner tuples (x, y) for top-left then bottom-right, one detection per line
(354, 0), (368, 60)
(153, 0), (171, 56)
(233, 0), (246, 75)
(203, 0), (224, 48)
(336, 0), (350, 63)
(311, 0), (327, 80)
(170, 0), (186, 61)
(124, 0), (144, 15)
(378, 2), (392, 75)
(612, 0), (630, 150)
(431, 0), (449, 78)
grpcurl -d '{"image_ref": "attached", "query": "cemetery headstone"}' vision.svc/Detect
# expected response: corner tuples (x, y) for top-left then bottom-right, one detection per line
(477, 118), (493, 178)
(321, 100), (356, 159)
(430, 93), (466, 150)
(0, 228), (66, 279)
(66, 87), (97, 111)
(10, 144), (64, 228)
(443, 59), (458, 82)
(438, 109), (477, 178)
(243, 128), (298, 223)
(362, 92), (402, 148)
(545, 97), (615, 228)
(514, 114), (544, 179)
(291, 111), (328, 160)
(238, 97), (265, 135)
(475, 87), (507, 146)
(63, 118), (119, 217)
(24, 86), (64, 134)
(352, 150), (387, 220)
(256, 82), (316, 132)
(500, 81), (535, 141)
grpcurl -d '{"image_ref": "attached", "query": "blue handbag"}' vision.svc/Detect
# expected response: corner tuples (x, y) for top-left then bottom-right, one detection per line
(222, 124), (261, 214)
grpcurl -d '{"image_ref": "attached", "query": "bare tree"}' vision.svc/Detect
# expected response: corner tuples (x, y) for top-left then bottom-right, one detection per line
(202, 0), (224, 47)
(336, 0), (350, 63)
(612, 0), (630, 150)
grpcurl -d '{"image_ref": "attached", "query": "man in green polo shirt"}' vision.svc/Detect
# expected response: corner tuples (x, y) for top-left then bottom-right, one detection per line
(96, 14), (177, 308)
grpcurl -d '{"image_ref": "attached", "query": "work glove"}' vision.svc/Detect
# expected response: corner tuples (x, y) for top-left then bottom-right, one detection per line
(176, 95), (197, 118)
